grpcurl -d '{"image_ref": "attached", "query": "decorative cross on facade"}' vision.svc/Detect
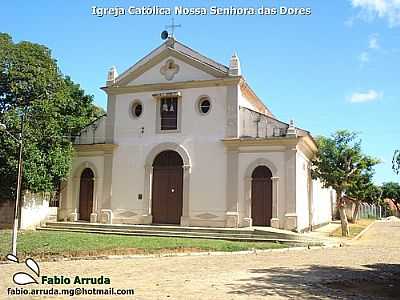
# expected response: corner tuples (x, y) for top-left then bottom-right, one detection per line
(165, 18), (181, 38)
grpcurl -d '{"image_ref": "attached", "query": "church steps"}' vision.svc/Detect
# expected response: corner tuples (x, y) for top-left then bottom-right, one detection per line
(42, 221), (311, 240)
(44, 221), (256, 235)
(36, 226), (313, 245)
(37, 222), (320, 244)
(38, 227), (290, 240)
(38, 226), (256, 238)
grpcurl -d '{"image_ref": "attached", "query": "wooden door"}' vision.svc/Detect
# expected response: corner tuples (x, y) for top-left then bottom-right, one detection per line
(152, 151), (183, 224)
(79, 168), (94, 221)
(251, 166), (273, 226)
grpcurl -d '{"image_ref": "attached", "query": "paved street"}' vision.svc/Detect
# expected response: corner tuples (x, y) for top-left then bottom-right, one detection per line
(1, 218), (400, 299)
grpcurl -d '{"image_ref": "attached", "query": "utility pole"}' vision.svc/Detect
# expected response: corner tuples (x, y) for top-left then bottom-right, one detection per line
(11, 114), (24, 256)
(0, 113), (24, 256)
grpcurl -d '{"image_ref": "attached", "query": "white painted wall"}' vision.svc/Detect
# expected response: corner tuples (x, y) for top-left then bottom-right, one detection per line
(311, 179), (335, 226)
(110, 85), (228, 222)
(239, 107), (289, 138)
(296, 150), (310, 231)
(20, 192), (57, 229)
(128, 56), (215, 86)
(296, 149), (335, 230)
(76, 116), (106, 145)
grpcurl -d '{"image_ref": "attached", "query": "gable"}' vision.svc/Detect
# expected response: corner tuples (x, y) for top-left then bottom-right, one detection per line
(127, 56), (216, 86)
(113, 39), (229, 87)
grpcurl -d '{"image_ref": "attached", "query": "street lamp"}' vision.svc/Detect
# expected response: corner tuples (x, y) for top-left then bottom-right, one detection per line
(0, 116), (24, 256)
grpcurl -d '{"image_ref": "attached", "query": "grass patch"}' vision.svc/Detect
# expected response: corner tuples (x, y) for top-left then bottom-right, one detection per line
(0, 230), (287, 260)
(330, 219), (375, 238)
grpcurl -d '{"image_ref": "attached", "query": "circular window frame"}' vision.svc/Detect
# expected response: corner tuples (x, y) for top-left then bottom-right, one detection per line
(130, 100), (143, 119)
(196, 96), (212, 116)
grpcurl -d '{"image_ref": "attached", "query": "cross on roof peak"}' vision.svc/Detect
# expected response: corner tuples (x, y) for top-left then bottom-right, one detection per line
(165, 18), (181, 38)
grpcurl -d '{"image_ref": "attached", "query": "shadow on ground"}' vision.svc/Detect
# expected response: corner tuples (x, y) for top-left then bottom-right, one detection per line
(227, 263), (400, 299)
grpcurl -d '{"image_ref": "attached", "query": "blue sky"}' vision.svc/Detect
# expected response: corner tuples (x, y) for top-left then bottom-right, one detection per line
(2, 0), (399, 184)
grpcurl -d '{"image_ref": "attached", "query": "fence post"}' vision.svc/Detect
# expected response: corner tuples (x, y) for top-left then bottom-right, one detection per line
(360, 203), (365, 219)
(366, 203), (371, 218)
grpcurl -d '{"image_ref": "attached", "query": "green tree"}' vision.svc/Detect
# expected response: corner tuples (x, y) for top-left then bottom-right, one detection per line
(381, 182), (400, 214)
(311, 130), (380, 236)
(393, 150), (400, 175)
(363, 184), (383, 205)
(347, 176), (382, 222)
(0, 33), (100, 199)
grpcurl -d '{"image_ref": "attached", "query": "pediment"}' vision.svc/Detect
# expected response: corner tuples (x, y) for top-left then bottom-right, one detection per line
(114, 40), (229, 87)
(126, 55), (217, 86)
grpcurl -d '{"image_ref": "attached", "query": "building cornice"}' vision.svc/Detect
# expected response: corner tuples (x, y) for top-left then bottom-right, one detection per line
(222, 137), (300, 150)
(102, 77), (241, 95)
(73, 143), (118, 154)
(297, 135), (318, 158)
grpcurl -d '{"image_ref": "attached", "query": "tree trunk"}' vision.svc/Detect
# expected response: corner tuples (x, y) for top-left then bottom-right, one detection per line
(394, 200), (400, 217)
(392, 199), (400, 217)
(351, 201), (360, 224)
(337, 193), (350, 237)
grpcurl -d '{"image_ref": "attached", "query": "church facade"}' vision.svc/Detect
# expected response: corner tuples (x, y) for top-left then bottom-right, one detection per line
(59, 37), (334, 232)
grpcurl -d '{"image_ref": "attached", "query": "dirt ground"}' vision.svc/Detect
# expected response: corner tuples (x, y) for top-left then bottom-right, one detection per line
(1, 218), (400, 299)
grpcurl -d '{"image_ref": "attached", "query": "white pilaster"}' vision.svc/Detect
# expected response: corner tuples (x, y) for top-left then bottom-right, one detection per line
(270, 176), (280, 228)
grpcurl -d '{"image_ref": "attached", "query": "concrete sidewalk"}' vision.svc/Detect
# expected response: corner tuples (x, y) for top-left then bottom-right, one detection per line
(303, 221), (342, 245)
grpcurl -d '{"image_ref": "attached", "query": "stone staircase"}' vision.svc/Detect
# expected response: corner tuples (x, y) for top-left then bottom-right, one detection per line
(37, 221), (325, 246)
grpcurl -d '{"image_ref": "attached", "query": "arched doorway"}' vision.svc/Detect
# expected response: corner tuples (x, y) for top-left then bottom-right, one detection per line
(152, 150), (183, 224)
(79, 168), (94, 221)
(251, 166), (273, 226)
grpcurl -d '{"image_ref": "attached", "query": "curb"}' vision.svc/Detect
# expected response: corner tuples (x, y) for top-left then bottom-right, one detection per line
(0, 243), (341, 265)
(352, 220), (376, 241)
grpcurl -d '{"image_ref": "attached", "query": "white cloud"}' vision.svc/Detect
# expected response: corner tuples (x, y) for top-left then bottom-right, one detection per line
(351, 0), (400, 27)
(349, 89), (383, 103)
(358, 34), (381, 66)
(368, 33), (380, 49)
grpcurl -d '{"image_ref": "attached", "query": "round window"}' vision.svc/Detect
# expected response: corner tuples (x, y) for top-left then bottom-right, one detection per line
(132, 102), (143, 118)
(199, 98), (211, 114)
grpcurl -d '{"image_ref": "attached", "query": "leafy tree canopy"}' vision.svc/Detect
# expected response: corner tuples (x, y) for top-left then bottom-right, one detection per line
(311, 130), (380, 195)
(311, 130), (380, 235)
(381, 182), (400, 203)
(0, 33), (102, 199)
(347, 174), (382, 205)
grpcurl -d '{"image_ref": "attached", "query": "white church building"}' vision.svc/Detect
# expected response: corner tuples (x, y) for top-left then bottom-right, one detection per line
(59, 37), (335, 232)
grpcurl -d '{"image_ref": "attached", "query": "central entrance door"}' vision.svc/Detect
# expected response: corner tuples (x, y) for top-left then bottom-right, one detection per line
(152, 150), (183, 224)
(79, 168), (94, 222)
(251, 166), (273, 226)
